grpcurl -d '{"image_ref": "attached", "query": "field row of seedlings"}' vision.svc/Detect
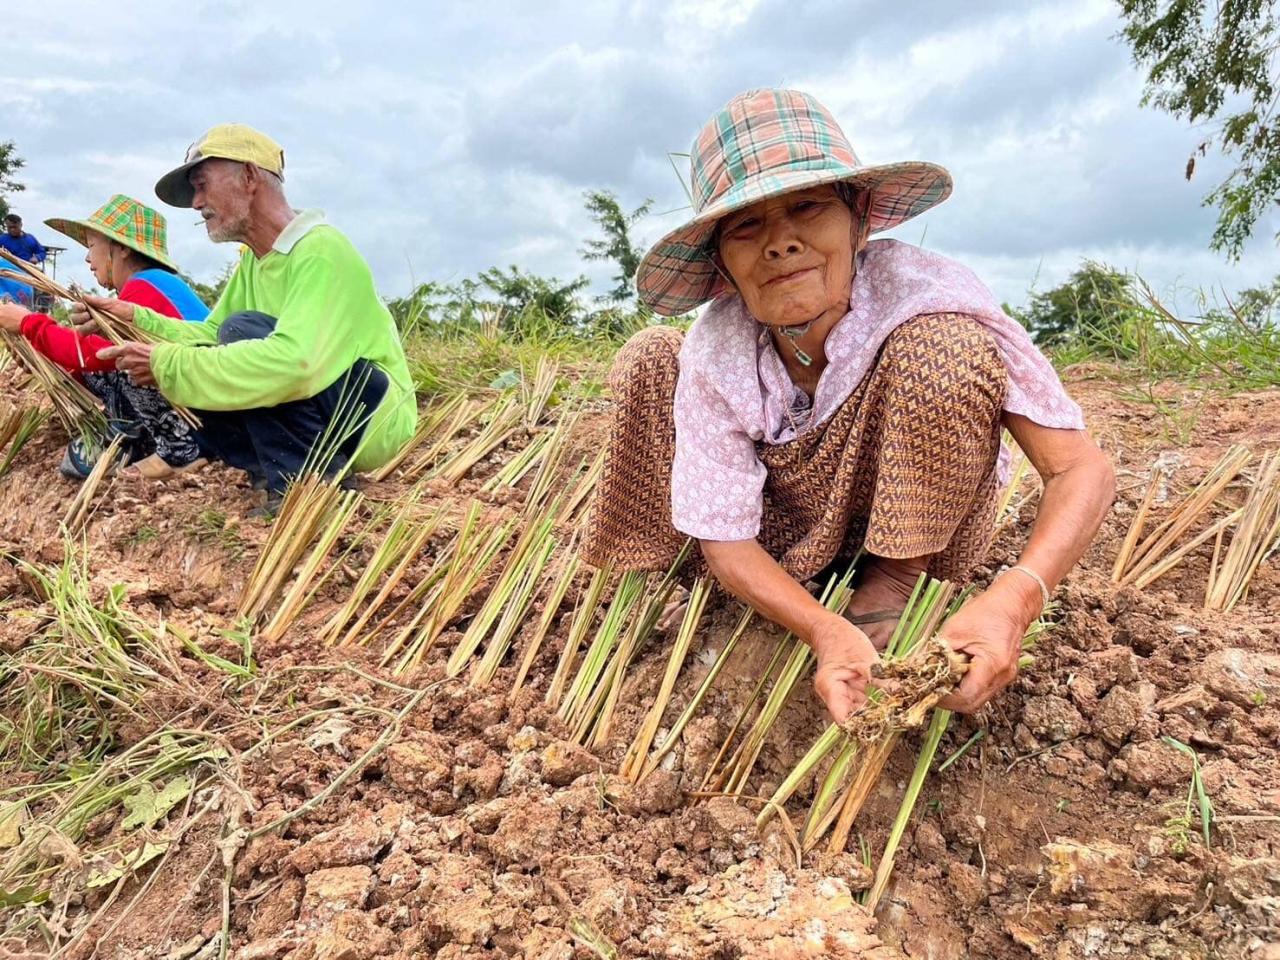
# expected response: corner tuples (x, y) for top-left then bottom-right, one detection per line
(1112, 443), (1280, 608)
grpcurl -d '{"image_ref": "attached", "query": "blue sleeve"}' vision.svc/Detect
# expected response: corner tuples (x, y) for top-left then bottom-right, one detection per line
(32, 237), (45, 261)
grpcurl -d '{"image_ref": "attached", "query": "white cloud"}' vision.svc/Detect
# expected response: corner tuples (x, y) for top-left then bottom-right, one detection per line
(3, 0), (1275, 312)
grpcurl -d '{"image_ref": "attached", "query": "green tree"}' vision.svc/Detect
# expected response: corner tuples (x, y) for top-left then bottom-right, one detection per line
(1118, 0), (1280, 258)
(1010, 261), (1146, 352)
(1226, 273), (1280, 329)
(477, 265), (588, 323)
(581, 190), (654, 302)
(0, 141), (26, 220)
(182, 261), (236, 309)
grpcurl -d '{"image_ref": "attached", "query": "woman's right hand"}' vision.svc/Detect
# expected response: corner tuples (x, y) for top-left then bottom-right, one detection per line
(71, 294), (135, 334)
(0, 302), (28, 333)
(811, 614), (879, 724)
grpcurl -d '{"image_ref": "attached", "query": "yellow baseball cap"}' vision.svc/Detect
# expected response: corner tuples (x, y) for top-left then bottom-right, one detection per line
(154, 123), (286, 208)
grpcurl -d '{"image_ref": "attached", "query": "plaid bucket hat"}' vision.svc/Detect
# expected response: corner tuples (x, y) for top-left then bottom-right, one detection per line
(635, 88), (953, 316)
(45, 195), (179, 271)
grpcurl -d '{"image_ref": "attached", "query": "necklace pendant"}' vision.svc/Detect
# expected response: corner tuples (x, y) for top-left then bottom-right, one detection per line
(794, 346), (813, 367)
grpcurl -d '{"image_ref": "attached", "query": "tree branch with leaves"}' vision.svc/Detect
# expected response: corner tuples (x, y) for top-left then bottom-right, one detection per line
(0, 141), (26, 220)
(581, 190), (653, 302)
(1119, 0), (1280, 258)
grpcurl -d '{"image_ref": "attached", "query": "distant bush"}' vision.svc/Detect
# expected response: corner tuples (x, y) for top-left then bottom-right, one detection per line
(1008, 262), (1148, 357)
(386, 268), (674, 345)
(1009, 260), (1280, 389)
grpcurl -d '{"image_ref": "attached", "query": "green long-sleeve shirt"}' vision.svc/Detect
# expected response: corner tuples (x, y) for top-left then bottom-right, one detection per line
(135, 210), (416, 470)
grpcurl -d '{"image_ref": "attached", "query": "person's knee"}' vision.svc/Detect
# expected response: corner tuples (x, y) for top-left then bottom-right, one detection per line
(883, 314), (1006, 413)
(217, 311), (278, 345)
(608, 325), (684, 393)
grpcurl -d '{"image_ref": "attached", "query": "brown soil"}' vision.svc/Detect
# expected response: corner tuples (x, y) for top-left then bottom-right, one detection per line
(1, 365), (1278, 960)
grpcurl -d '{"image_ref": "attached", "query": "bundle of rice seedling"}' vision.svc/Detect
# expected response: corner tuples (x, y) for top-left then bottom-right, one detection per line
(482, 429), (555, 493)
(258, 488), (364, 643)
(1, 250), (200, 428)
(238, 474), (355, 624)
(0, 399), (45, 477)
(2, 330), (103, 434)
(619, 577), (711, 781)
(469, 535), (560, 686)
(697, 638), (791, 793)
(381, 501), (515, 675)
(546, 563), (611, 706)
(1204, 452), (1280, 611)
(556, 570), (647, 729)
(560, 543), (692, 746)
(556, 449), (606, 527)
(635, 607), (754, 782)
(448, 504), (559, 679)
(704, 567), (857, 796)
(61, 434), (125, 533)
(321, 494), (444, 645)
(820, 578), (958, 855)
(523, 409), (581, 512)
(753, 576), (958, 848)
(432, 394), (525, 484)
(521, 355), (560, 428)
(370, 393), (468, 481)
(511, 544), (583, 691)
(1113, 446), (1252, 588)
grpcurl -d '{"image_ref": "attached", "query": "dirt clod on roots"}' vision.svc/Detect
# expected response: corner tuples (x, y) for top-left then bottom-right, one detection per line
(841, 639), (967, 743)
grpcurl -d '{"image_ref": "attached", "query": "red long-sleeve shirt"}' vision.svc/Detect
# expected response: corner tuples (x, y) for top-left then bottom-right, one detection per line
(17, 276), (187, 375)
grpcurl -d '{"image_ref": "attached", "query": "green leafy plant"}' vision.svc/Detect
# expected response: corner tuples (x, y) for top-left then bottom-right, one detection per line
(1161, 736), (1215, 853)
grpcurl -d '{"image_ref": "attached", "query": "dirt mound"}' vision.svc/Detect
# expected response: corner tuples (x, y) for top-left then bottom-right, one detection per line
(1, 370), (1278, 959)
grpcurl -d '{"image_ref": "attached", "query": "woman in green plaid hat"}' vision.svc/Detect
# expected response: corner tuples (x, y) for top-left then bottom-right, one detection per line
(582, 89), (1115, 725)
(0, 194), (211, 478)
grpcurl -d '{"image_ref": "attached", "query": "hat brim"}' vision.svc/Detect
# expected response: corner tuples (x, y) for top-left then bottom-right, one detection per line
(44, 216), (180, 273)
(43, 217), (91, 250)
(155, 159), (204, 209)
(635, 161), (952, 316)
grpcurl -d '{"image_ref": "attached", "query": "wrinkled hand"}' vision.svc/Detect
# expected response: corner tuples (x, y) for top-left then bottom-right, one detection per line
(937, 586), (1031, 714)
(811, 615), (879, 724)
(97, 342), (156, 386)
(0, 301), (27, 333)
(72, 294), (135, 335)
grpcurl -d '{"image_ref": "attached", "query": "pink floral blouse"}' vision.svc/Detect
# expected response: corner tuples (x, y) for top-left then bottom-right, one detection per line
(671, 239), (1086, 541)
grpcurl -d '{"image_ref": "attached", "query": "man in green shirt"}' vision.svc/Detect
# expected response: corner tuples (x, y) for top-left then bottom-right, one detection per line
(78, 124), (416, 510)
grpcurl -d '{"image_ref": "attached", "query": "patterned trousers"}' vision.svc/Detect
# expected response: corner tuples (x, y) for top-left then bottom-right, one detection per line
(81, 371), (201, 467)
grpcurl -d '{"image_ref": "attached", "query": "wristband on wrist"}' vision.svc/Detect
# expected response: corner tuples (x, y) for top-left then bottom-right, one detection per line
(1001, 564), (1051, 610)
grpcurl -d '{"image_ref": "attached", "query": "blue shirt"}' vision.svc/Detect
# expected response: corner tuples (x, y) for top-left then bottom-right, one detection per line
(0, 231), (46, 264)
(0, 276), (32, 304)
(130, 268), (211, 322)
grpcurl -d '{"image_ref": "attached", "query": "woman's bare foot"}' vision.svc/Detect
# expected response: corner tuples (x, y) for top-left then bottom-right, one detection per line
(657, 585), (691, 632)
(844, 556), (929, 650)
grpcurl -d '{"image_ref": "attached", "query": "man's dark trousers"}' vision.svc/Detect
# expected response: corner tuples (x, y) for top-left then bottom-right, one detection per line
(194, 311), (389, 493)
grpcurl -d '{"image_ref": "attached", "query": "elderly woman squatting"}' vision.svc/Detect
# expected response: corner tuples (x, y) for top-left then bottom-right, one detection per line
(582, 89), (1115, 723)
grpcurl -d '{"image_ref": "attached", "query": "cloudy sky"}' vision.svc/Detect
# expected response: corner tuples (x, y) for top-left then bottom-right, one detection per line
(5, 0), (1277, 313)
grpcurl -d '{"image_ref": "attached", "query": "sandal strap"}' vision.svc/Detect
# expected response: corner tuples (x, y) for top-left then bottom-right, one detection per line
(847, 609), (904, 626)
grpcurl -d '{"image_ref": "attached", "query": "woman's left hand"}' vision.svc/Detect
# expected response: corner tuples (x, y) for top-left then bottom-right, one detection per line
(937, 581), (1037, 714)
(0, 301), (28, 333)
